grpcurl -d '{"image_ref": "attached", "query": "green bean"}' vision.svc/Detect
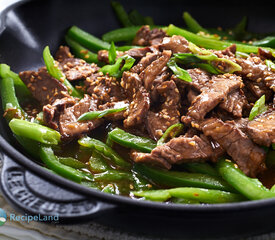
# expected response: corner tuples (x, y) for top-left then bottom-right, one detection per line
(0, 77), (28, 121)
(15, 135), (40, 159)
(0, 64), (31, 99)
(166, 24), (275, 56)
(167, 57), (192, 82)
(58, 157), (87, 169)
(107, 127), (157, 153)
(116, 45), (141, 51)
(100, 54), (135, 78)
(253, 36), (275, 48)
(0, 77), (41, 159)
(248, 95), (267, 121)
(132, 171), (154, 191)
(78, 136), (131, 168)
(170, 197), (200, 204)
(94, 170), (133, 182)
(78, 105), (127, 121)
(40, 145), (93, 183)
(43, 46), (82, 98)
(133, 187), (244, 203)
(182, 12), (209, 34)
(102, 26), (141, 43)
(217, 159), (275, 200)
(9, 119), (60, 145)
(128, 10), (146, 25)
(111, 1), (133, 27)
(266, 60), (275, 71)
(67, 25), (110, 51)
(108, 41), (117, 64)
(102, 26), (163, 43)
(183, 162), (219, 177)
(144, 16), (154, 25)
(89, 151), (111, 173)
(65, 35), (100, 64)
(157, 123), (184, 146)
(134, 164), (236, 192)
(102, 184), (116, 194)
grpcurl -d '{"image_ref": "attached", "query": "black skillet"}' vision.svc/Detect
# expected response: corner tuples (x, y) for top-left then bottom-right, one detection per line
(0, 0), (275, 239)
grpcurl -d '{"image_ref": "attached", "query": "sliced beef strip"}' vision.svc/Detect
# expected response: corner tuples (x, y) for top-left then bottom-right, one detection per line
(59, 94), (102, 139)
(43, 97), (77, 130)
(187, 74), (242, 120)
(85, 72), (125, 104)
(258, 48), (275, 61)
(55, 46), (74, 62)
(219, 89), (248, 118)
(150, 66), (171, 103)
(130, 51), (161, 74)
(140, 50), (172, 92)
(146, 80), (180, 140)
(159, 35), (191, 54)
(247, 108), (275, 147)
(131, 134), (215, 169)
(127, 46), (159, 59)
(121, 72), (150, 128)
(133, 25), (167, 46)
(19, 67), (69, 105)
(245, 80), (273, 101)
(186, 68), (212, 92)
(201, 118), (266, 177)
(59, 58), (99, 81)
(236, 56), (275, 92)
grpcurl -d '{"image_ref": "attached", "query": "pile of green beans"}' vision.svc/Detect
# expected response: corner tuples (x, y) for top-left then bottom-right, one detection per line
(0, 1), (275, 204)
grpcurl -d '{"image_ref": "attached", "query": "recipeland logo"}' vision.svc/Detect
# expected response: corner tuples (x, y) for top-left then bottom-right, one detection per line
(0, 208), (7, 226)
(0, 208), (59, 225)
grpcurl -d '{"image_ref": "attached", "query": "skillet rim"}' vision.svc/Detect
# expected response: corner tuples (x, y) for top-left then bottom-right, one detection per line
(0, 0), (275, 214)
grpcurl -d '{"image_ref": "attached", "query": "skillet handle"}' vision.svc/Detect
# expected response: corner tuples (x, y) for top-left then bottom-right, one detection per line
(0, 152), (115, 223)
(0, 0), (26, 34)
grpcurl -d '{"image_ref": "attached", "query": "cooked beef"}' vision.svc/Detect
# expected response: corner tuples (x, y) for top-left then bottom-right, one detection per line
(150, 66), (172, 102)
(131, 135), (215, 169)
(59, 58), (99, 81)
(201, 118), (266, 177)
(127, 46), (159, 59)
(187, 74), (242, 120)
(131, 51), (161, 74)
(85, 72), (125, 104)
(19, 67), (69, 105)
(121, 72), (150, 128)
(187, 89), (200, 105)
(159, 35), (191, 53)
(43, 94), (102, 139)
(258, 48), (275, 61)
(219, 89), (248, 118)
(55, 46), (74, 62)
(233, 117), (249, 133)
(59, 94), (102, 139)
(236, 56), (275, 92)
(245, 80), (273, 101)
(247, 108), (275, 147)
(43, 96), (76, 130)
(146, 80), (180, 140)
(186, 68), (212, 92)
(140, 50), (172, 92)
(133, 25), (167, 46)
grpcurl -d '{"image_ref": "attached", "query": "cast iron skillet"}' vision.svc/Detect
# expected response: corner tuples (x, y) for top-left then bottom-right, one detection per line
(0, 0), (275, 239)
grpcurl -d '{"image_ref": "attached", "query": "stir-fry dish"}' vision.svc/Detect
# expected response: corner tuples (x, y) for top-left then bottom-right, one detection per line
(0, 2), (275, 204)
